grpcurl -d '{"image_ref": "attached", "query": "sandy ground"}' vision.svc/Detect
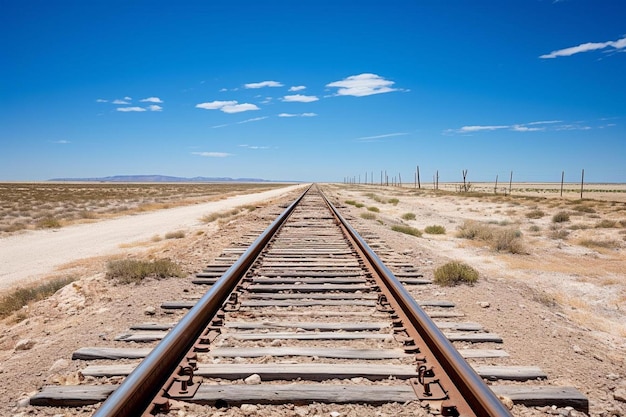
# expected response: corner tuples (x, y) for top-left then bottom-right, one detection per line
(1, 183), (625, 416)
(0, 184), (305, 291)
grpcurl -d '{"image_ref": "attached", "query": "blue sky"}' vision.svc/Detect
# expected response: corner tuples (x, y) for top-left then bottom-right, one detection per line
(1, 0), (625, 183)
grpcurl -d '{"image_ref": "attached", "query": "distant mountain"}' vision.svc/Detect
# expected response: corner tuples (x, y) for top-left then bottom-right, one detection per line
(49, 175), (278, 183)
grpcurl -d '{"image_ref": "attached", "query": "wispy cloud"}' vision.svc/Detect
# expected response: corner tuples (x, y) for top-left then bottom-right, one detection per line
(326, 73), (400, 97)
(278, 112), (317, 117)
(289, 85), (306, 92)
(140, 97), (163, 103)
(356, 132), (408, 142)
(237, 116), (268, 124)
(245, 81), (283, 89)
(112, 99), (130, 105)
(282, 94), (319, 103)
(147, 105), (162, 112)
(446, 120), (595, 134)
(116, 107), (147, 112)
(239, 144), (269, 150)
(191, 152), (232, 157)
(51, 140), (70, 144)
(540, 35), (626, 58)
(196, 100), (259, 113)
(96, 99), (108, 103)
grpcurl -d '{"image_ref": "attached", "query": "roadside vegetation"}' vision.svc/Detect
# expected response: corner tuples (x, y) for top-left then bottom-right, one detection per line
(434, 261), (479, 286)
(360, 212), (377, 220)
(457, 220), (525, 254)
(106, 258), (184, 284)
(401, 212), (416, 220)
(0, 182), (282, 236)
(391, 225), (422, 237)
(424, 225), (446, 234)
(0, 276), (76, 319)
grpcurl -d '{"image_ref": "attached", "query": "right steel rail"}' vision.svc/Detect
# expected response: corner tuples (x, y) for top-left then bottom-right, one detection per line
(322, 191), (513, 417)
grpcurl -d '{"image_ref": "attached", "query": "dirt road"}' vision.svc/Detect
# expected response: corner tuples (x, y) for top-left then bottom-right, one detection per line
(0, 184), (305, 290)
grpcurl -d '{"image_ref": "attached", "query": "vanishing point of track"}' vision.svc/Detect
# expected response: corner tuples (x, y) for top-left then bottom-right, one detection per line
(30, 185), (588, 416)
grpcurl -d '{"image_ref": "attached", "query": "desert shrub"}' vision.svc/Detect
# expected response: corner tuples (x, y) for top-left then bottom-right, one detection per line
(456, 220), (493, 240)
(391, 225), (422, 237)
(579, 239), (620, 249)
(165, 230), (185, 239)
(106, 258), (184, 284)
(552, 211), (570, 223)
(572, 205), (596, 213)
(367, 206), (380, 213)
(528, 225), (541, 232)
(345, 200), (358, 206)
(549, 225), (570, 240)
(388, 198), (400, 206)
(355, 202), (365, 208)
(595, 220), (617, 228)
(424, 225), (446, 234)
(434, 261), (478, 286)
(360, 212), (376, 220)
(201, 208), (240, 223)
(36, 216), (61, 229)
(401, 212), (416, 220)
(493, 229), (525, 253)
(526, 209), (545, 219)
(0, 276), (76, 319)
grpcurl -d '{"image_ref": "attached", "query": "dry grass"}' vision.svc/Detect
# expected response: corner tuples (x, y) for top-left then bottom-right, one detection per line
(165, 230), (185, 239)
(360, 212), (377, 220)
(391, 225), (422, 237)
(526, 209), (545, 219)
(433, 261), (479, 286)
(367, 206), (380, 213)
(424, 225), (446, 234)
(552, 211), (571, 223)
(579, 239), (621, 249)
(106, 258), (184, 284)
(401, 212), (416, 220)
(457, 220), (524, 253)
(0, 182), (285, 236)
(0, 276), (76, 319)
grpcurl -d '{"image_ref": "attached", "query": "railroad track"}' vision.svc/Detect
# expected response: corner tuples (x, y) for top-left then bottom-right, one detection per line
(30, 185), (587, 416)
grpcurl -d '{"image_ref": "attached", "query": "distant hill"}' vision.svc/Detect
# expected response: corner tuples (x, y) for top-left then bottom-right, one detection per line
(49, 175), (278, 183)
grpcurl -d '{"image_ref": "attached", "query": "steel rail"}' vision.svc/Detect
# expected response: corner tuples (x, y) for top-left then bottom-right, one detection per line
(321, 191), (513, 416)
(92, 185), (310, 417)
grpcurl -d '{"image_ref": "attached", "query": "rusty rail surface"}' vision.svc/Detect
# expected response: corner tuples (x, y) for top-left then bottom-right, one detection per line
(92, 184), (512, 417)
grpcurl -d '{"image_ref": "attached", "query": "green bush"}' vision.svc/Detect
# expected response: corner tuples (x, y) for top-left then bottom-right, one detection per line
(391, 225), (422, 237)
(552, 211), (570, 223)
(106, 258), (184, 284)
(36, 216), (61, 229)
(401, 212), (416, 220)
(424, 225), (446, 234)
(434, 262), (479, 286)
(388, 198), (400, 206)
(367, 206), (380, 212)
(360, 212), (376, 220)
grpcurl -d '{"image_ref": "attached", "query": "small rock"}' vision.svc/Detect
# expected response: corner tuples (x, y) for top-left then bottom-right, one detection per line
(572, 345), (583, 354)
(15, 339), (35, 351)
(497, 395), (514, 409)
(270, 339), (282, 347)
(244, 374), (261, 385)
(294, 405), (309, 416)
(144, 306), (156, 316)
(478, 302), (490, 308)
(16, 397), (30, 407)
(240, 404), (258, 415)
(614, 388), (626, 403)
(49, 359), (69, 372)
(330, 412), (341, 417)
(607, 373), (620, 381)
(98, 333), (107, 341)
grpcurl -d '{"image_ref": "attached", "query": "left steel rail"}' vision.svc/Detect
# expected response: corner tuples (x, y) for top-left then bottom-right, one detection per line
(92, 185), (310, 417)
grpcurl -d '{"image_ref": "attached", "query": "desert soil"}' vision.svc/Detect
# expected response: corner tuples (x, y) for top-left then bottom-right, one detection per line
(1, 183), (625, 417)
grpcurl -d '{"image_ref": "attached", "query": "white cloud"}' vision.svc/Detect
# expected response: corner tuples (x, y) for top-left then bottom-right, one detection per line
(112, 99), (130, 105)
(282, 94), (319, 103)
(191, 152), (232, 157)
(278, 112), (318, 117)
(244, 81), (283, 89)
(239, 144), (269, 150)
(51, 140), (70, 144)
(211, 124), (230, 129)
(124, 96), (132, 101)
(459, 125), (509, 132)
(511, 125), (544, 132)
(221, 103), (259, 113)
(196, 100), (238, 110)
(196, 100), (259, 113)
(140, 97), (163, 103)
(116, 107), (146, 112)
(540, 35), (626, 58)
(357, 132), (408, 141)
(147, 105), (163, 112)
(289, 85), (306, 91)
(326, 73), (399, 97)
(447, 120), (595, 134)
(219, 88), (228, 92)
(237, 116), (268, 124)
(96, 99), (108, 103)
